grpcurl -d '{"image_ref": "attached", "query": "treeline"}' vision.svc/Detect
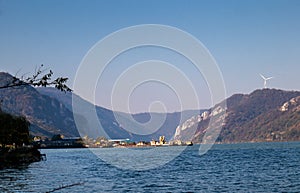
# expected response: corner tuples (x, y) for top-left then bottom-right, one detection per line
(0, 112), (30, 148)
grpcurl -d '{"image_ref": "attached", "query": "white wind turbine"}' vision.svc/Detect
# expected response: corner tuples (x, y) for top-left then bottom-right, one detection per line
(260, 74), (274, 89)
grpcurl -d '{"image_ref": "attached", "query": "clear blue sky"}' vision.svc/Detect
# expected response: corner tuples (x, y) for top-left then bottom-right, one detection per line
(1, 0), (300, 113)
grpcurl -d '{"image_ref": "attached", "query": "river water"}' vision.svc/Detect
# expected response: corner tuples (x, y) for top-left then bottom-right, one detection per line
(1, 142), (300, 192)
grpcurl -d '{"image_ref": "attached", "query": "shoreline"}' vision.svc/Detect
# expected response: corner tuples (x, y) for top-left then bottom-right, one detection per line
(36, 140), (300, 150)
(0, 147), (44, 169)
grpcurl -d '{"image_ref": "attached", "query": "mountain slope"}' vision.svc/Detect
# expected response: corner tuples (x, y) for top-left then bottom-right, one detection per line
(174, 89), (300, 143)
(3, 72), (300, 143)
(0, 72), (78, 137)
(37, 87), (202, 141)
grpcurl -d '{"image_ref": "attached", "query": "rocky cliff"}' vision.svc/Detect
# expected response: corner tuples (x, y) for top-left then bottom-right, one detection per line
(173, 89), (300, 143)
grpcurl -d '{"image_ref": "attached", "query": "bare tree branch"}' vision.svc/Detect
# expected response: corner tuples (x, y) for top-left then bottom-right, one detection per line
(0, 64), (72, 92)
(46, 182), (84, 193)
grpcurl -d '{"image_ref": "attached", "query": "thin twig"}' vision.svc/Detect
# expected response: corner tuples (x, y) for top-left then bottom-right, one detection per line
(0, 64), (72, 92)
(46, 182), (84, 193)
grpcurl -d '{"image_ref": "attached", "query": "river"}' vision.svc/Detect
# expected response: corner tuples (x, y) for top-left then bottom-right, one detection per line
(1, 142), (300, 192)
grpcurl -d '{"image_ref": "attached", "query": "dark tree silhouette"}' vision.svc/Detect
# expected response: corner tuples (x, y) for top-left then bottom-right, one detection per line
(51, 134), (63, 141)
(0, 64), (72, 92)
(0, 112), (30, 148)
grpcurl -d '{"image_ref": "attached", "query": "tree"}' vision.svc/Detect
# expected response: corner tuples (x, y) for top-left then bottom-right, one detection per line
(0, 112), (30, 148)
(0, 64), (72, 92)
(0, 113), (13, 148)
(13, 116), (30, 147)
(51, 134), (63, 141)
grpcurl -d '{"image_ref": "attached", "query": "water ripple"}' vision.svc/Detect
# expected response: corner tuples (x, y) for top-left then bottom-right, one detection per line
(1, 142), (300, 192)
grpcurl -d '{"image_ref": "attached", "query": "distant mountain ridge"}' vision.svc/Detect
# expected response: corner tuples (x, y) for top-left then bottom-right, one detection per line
(0, 72), (200, 141)
(174, 89), (300, 143)
(2, 71), (300, 143)
(37, 87), (201, 141)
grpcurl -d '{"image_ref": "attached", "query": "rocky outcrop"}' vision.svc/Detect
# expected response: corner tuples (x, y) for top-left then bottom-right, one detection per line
(0, 147), (43, 168)
(173, 89), (300, 143)
(280, 96), (300, 112)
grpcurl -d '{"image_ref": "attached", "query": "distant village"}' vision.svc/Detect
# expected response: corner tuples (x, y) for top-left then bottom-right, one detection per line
(32, 134), (193, 149)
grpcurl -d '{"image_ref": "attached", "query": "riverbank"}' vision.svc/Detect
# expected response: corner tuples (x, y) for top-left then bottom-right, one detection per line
(0, 147), (44, 169)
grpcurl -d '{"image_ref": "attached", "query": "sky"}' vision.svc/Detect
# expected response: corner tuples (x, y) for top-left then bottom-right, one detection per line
(0, 0), (300, 113)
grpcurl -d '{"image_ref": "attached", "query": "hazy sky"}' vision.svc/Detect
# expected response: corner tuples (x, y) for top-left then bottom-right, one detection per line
(0, 0), (300, 113)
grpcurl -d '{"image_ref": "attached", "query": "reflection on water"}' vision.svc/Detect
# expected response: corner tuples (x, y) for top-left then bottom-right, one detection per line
(1, 142), (300, 192)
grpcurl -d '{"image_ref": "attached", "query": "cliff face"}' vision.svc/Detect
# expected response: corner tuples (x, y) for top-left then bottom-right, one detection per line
(173, 89), (300, 143)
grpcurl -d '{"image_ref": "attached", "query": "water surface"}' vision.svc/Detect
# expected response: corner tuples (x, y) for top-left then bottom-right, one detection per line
(1, 142), (300, 192)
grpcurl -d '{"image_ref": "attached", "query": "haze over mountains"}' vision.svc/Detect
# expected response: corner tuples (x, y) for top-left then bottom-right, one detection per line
(37, 87), (201, 141)
(1, 72), (300, 143)
(0, 72), (200, 141)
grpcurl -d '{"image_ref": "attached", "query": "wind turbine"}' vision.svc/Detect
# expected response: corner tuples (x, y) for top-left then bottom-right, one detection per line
(260, 74), (274, 89)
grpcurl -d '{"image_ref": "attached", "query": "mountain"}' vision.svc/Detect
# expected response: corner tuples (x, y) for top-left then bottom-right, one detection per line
(37, 87), (201, 141)
(0, 69), (200, 141)
(174, 89), (300, 143)
(0, 73), (131, 139)
(0, 72), (79, 137)
(36, 87), (73, 110)
(8, 71), (299, 144)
